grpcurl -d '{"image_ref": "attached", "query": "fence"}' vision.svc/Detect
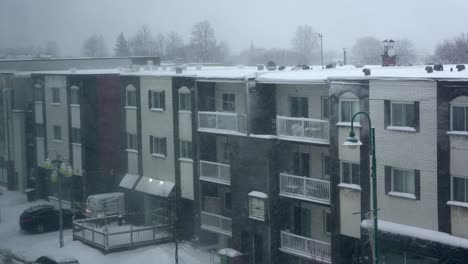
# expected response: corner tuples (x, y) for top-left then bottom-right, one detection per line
(280, 230), (331, 263)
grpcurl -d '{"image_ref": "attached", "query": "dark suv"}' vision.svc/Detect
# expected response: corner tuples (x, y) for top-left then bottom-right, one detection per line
(19, 204), (83, 233)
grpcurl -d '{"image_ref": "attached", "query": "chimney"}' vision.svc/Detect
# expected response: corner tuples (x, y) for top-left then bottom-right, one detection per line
(381, 39), (398, 67)
(434, 64), (443, 71)
(456, 65), (466, 72)
(425, 66), (433, 73)
(363, 68), (371, 76)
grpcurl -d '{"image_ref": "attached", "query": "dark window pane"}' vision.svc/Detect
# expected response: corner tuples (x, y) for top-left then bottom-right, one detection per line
(351, 163), (360, 185)
(453, 177), (466, 202)
(452, 106), (465, 131)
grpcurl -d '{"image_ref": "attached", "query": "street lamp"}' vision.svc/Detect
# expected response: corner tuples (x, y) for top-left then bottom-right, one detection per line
(318, 33), (324, 69)
(342, 111), (379, 264)
(43, 151), (73, 248)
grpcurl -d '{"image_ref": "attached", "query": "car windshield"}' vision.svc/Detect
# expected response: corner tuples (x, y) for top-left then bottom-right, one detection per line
(1, 1), (467, 264)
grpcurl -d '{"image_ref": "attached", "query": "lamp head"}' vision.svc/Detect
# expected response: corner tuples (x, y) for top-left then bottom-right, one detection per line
(343, 130), (362, 150)
(43, 158), (52, 170)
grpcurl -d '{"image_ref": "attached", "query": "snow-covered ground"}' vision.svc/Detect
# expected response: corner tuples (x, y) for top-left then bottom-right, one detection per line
(0, 187), (220, 264)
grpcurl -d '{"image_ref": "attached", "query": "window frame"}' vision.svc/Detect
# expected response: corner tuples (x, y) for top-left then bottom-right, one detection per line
(150, 136), (167, 158)
(70, 86), (80, 105)
(248, 196), (266, 221)
(321, 96), (329, 120)
(450, 103), (468, 132)
(52, 125), (62, 142)
(390, 101), (415, 128)
(289, 96), (309, 118)
(149, 90), (165, 111)
(179, 92), (191, 112)
(71, 127), (81, 144)
(451, 175), (468, 203)
(323, 210), (331, 235)
(51, 87), (61, 104)
(179, 140), (193, 160)
(391, 167), (415, 195)
(126, 133), (138, 151)
(340, 160), (360, 186)
(339, 98), (359, 123)
(222, 93), (236, 112)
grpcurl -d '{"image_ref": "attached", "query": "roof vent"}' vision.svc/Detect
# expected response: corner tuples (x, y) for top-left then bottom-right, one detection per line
(456, 64), (466, 72)
(266, 60), (276, 71)
(257, 65), (265, 71)
(175, 67), (182, 74)
(425, 66), (433, 73)
(434, 64), (443, 71)
(363, 68), (371, 76)
(70, 68), (77, 73)
(196, 65), (202, 70)
(279, 66), (286, 71)
(302, 65), (310, 70)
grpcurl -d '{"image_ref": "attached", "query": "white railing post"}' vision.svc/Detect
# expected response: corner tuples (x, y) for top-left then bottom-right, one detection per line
(217, 164), (221, 182)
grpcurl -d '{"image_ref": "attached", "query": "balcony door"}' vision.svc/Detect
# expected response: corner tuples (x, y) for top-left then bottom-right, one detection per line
(293, 152), (310, 177)
(290, 96), (309, 118)
(294, 206), (311, 238)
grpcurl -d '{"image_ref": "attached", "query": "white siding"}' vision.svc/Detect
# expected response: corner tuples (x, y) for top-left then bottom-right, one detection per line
(369, 80), (438, 230)
(339, 189), (361, 238)
(180, 160), (194, 200)
(70, 105), (80, 128)
(72, 144), (82, 176)
(450, 206), (468, 239)
(34, 102), (43, 123)
(275, 83), (328, 119)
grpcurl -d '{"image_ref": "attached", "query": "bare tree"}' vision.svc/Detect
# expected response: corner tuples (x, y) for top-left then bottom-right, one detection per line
(129, 25), (157, 56)
(395, 38), (416, 65)
(433, 33), (468, 64)
(155, 33), (165, 58)
(165, 31), (184, 61)
(291, 25), (319, 64)
(114, 32), (131, 57)
(82, 34), (108, 57)
(190, 20), (216, 62)
(351, 36), (382, 65)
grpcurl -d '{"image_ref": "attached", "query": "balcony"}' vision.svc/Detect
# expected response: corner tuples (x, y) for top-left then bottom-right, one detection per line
(279, 173), (330, 204)
(198, 111), (247, 135)
(280, 230), (331, 263)
(276, 116), (329, 144)
(201, 211), (232, 236)
(200, 160), (230, 185)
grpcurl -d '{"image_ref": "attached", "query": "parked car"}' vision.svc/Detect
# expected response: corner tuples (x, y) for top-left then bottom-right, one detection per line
(84, 192), (125, 218)
(32, 256), (79, 264)
(19, 204), (84, 233)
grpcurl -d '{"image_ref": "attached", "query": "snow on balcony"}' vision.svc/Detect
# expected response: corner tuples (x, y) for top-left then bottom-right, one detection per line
(199, 160), (230, 185)
(276, 116), (329, 144)
(279, 173), (330, 204)
(201, 211), (232, 237)
(280, 230), (331, 263)
(198, 111), (247, 135)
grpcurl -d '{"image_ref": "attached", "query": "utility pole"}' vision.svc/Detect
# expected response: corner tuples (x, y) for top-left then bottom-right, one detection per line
(343, 48), (347, 65)
(318, 33), (324, 69)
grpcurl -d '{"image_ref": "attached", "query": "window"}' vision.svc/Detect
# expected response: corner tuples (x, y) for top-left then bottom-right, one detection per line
(340, 99), (359, 123)
(341, 161), (360, 185)
(70, 86), (80, 105)
(323, 211), (331, 234)
(290, 96), (308, 118)
(127, 133), (137, 150)
(225, 191), (232, 210)
(71, 128), (81, 144)
(179, 92), (191, 111)
(322, 96), (329, 119)
(322, 155), (330, 179)
(51, 88), (60, 103)
(179, 140), (192, 159)
(34, 85), (43, 102)
(150, 136), (167, 157)
(149, 90), (165, 110)
(219, 136), (230, 163)
(249, 196), (265, 221)
(293, 152), (310, 177)
(222, 93), (235, 112)
(36, 124), (44, 138)
(53, 125), (62, 141)
(451, 104), (468, 132)
(452, 176), (468, 203)
(391, 102), (414, 127)
(392, 168), (415, 194)
(126, 85), (137, 107)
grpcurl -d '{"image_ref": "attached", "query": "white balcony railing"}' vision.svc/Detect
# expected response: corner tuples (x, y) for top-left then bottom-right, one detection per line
(200, 160), (230, 185)
(201, 211), (232, 236)
(279, 173), (330, 204)
(198, 111), (247, 135)
(280, 230), (331, 263)
(276, 116), (329, 143)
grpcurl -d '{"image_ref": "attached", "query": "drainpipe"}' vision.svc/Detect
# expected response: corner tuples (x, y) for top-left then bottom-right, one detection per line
(245, 79), (250, 135)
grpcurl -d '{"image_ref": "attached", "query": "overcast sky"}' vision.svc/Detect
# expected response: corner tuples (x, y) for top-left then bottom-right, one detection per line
(1, 0), (467, 57)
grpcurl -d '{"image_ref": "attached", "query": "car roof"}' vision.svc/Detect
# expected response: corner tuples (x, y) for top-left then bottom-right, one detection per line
(25, 204), (54, 213)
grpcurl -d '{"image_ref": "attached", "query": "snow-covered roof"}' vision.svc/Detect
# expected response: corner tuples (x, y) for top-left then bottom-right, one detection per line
(87, 192), (124, 200)
(21, 68), (122, 76)
(361, 219), (468, 249)
(218, 248), (243, 257)
(134, 176), (175, 197)
(248, 191), (268, 199)
(119, 173), (139, 190)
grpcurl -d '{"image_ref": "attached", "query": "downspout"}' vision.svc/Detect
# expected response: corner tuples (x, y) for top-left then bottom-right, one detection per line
(245, 78), (251, 135)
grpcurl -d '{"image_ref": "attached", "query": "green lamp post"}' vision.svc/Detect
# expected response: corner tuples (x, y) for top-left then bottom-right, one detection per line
(343, 111), (379, 264)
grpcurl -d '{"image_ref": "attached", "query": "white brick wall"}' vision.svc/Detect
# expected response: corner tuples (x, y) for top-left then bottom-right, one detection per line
(369, 80), (438, 230)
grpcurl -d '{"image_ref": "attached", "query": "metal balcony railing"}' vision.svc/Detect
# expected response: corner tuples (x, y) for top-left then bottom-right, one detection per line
(200, 160), (230, 185)
(198, 111), (247, 135)
(201, 211), (232, 236)
(280, 230), (331, 263)
(279, 173), (330, 204)
(276, 115), (329, 143)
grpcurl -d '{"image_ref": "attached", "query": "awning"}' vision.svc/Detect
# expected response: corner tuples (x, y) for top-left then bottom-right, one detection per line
(248, 191), (268, 199)
(134, 176), (175, 197)
(119, 173), (140, 190)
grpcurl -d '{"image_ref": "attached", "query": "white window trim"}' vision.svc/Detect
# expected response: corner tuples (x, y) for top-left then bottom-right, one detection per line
(178, 92), (191, 112)
(391, 167), (415, 195)
(149, 90), (165, 111)
(321, 96), (329, 120)
(151, 153), (166, 159)
(288, 95), (309, 118)
(450, 103), (468, 132)
(150, 108), (164, 112)
(390, 101), (414, 128)
(248, 196), (266, 221)
(126, 149), (138, 154)
(50, 102), (62, 106)
(222, 93), (236, 113)
(338, 98), (359, 124)
(323, 210), (331, 235)
(340, 160), (360, 186)
(126, 90), (137, 107)
(52, 140), (63, 143)
(451, 175), (468, 203)
(124, 106), (137, 110)
(178, 157), (193, 163)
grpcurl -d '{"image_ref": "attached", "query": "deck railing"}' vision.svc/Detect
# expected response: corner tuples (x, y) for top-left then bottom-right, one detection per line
(280, 230), (331, 263)
(72, 216), (172, 253)
(200, 160), (230, 185)
(198, 111), (247, 134)
(201, 211), (232, 236)
(276, 116), (329, 143)
(279, 173), (330, 204)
